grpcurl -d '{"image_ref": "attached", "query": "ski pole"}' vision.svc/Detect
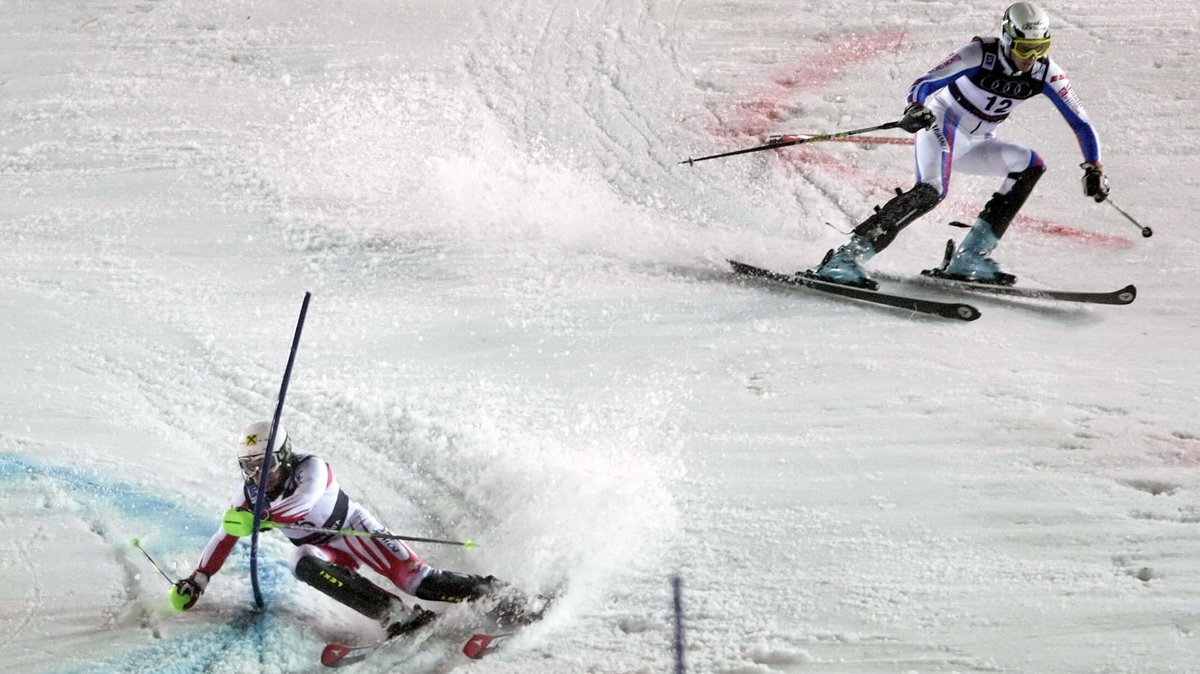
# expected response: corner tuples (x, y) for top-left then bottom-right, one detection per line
(264, 521), (479, 549)
(679, 120), (903, 166)
(131, 538), (177, 585)
(1107, 199), (1152, 238)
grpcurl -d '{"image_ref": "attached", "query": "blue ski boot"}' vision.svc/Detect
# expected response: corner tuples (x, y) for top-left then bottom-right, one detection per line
(942, 219), (1016, 286)
(813, 235), (878, 289)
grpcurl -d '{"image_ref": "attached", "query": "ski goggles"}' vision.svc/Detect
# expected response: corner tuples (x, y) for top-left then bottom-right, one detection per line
(239, 453), (277, 482)
(1010, 37), (1051, 59)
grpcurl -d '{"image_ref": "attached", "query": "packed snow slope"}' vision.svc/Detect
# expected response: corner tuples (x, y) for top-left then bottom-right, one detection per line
(2, 0), (1198, 672)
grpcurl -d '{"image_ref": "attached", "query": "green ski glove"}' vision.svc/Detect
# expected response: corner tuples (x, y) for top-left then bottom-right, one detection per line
(222, 507), (276, 537)
(169, 572), (208, 611)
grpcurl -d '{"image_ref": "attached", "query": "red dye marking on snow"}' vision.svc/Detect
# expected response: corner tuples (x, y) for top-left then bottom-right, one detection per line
(1146, 432), (1200, 467)
(716, 30), (910, 138)
(1012, 213), (1132, 247)
(942, 200), (1130, 247)
(774, 30), (910, 95)
(1148, 431), (1200, 450)
(781, 146), (896, 193)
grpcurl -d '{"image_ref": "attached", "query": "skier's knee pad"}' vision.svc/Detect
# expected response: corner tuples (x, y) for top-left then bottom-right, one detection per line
(980, 164), (1046, 238)
(854, 182), (942, 250)
(294, 555), (393, 620)
(414, 570), (498, 603)
(1016, 163), (1046, 187)
(907, 182), (943, 208)
(289, 544), (328, 575)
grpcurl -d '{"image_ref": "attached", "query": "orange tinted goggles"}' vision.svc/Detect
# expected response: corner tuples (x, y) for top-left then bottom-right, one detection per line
(1011, 37), (1051, 59)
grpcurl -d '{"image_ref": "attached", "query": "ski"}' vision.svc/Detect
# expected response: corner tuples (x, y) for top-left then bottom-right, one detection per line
(460, 586), (563, 660)
(321, 609), (439, 667)
(321, 640), (389, 668)
(728, 259), (981, 322)
(323, 588), (559, 667)
(917, 269), (1137, 305)
(462, 631), (515, 659)
(321, 630), (430, 668)
(910, 238), (1136, 305)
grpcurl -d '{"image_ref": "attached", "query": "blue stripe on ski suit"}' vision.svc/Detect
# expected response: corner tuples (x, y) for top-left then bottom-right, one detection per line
(914, 107), (961, 197)
(909, 67), (979, 105)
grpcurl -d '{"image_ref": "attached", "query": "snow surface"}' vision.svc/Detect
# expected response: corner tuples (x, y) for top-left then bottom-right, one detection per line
(2, 0), (1199, 672)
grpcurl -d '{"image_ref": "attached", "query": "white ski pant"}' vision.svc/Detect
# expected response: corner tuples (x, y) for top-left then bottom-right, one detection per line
(914, 98), (1043, 200)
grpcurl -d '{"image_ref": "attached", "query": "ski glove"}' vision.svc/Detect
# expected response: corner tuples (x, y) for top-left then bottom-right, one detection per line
(170, 571), (208, 611)
(222, 507), (276, 537)
(1081, 162), (1109, 202)
(899, 103), (936, 133)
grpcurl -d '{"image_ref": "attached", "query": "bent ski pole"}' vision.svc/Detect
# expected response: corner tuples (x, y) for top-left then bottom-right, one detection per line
(265, 521), (479, 549)
(1107, 199), (1152, 238)
(131, 538), (177, 585)
(679, 120), (903, 166)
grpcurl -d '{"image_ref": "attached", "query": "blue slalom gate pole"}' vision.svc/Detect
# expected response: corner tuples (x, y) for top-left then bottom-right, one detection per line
(250, 291), (312, 609)
(672, 574), (686, 674)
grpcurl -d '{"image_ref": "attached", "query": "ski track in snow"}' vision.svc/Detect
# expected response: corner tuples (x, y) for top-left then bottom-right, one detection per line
(3, 0), (1200, 672)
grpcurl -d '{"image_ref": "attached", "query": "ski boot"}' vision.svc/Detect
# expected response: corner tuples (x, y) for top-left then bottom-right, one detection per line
(383, 602), (439, 638)
(812, 235), (878, 289)
(486, 582), (558, 628)
(934, 163), (1044, 285)
(940, 220), (1016, 286)
(811, 183), (941, 289)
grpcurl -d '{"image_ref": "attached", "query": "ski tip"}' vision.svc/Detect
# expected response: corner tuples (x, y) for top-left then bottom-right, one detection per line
(727, 259), (757, 276)
(951, 304), (982, 321)
(321, 644), (353, 667)
(1116, 284), (1137, 304)
(462, 634), (496, 660)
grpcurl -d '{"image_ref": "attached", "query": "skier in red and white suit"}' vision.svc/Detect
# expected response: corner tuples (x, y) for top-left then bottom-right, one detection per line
(170, 421), (529, 635)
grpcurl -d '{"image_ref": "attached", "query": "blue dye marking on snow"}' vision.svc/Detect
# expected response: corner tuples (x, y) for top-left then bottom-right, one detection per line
(0, 453), (210, 536)
(1, 453), (297, 672)
(69, 610), (291, 674)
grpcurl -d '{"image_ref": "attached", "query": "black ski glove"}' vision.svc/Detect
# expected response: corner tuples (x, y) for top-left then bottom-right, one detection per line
(1081, 161), (1109, 202)
(899, 103), (936, 133)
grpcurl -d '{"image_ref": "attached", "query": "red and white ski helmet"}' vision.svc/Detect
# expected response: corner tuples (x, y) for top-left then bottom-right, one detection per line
(236, 420), (291, 483)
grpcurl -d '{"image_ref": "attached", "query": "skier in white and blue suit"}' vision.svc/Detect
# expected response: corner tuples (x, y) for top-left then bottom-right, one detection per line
(814, 2), (1110, 289)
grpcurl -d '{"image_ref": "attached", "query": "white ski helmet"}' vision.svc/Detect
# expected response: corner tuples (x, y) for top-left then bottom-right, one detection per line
(237, 420), (291, 483)
(1000, 2), (1051, 59)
